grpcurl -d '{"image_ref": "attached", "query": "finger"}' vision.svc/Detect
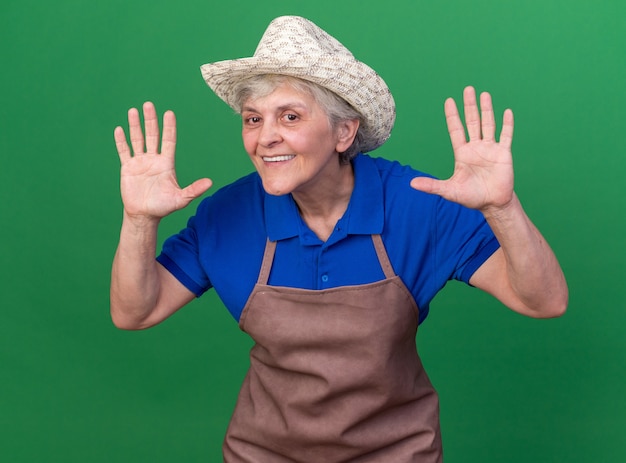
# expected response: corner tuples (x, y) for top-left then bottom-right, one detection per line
(114, 126), (131, 162)
(499, 109), (514, 150)
(480, 92), (496, 142)
(181, 178), (213, 202)
(128, 107), (145, 155)
(463, 86), (481, 141)
(410, 176), (445, 196)
(161, 110), (177, 157)
(444, 97), (466, 152)
(143, 102), (159, 154)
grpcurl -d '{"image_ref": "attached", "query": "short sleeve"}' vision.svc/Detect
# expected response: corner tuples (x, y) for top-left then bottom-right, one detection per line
(434, 195), (500, 284)
(156, 201), (212, 297)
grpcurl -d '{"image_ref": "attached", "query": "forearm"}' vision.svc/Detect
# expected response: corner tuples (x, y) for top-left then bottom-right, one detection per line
(479, 194), (568, 317)
(110, 211), (162, 329)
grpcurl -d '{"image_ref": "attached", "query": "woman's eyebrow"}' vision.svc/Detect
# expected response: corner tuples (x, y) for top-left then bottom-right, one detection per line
(242, 101), (309, 113)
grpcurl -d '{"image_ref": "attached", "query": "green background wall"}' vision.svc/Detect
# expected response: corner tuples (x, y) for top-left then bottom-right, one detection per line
(1, 0), (624, 461)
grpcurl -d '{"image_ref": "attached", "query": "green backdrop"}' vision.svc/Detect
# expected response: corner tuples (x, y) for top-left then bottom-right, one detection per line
(1, 0), (624, 461)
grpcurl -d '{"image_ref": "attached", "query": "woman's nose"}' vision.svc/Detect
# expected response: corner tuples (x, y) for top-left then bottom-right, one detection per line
(258, 120), (282, 148)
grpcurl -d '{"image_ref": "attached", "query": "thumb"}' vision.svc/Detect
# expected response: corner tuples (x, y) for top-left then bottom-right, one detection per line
(181, 178), (213, 202)
(410, 176), (444, 196)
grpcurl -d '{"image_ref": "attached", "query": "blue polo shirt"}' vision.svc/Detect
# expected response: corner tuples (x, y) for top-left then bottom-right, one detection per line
(157, 154), (500, 324)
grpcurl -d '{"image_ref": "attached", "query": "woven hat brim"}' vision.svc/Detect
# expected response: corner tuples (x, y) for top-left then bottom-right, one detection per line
(200, 55), (395, 153)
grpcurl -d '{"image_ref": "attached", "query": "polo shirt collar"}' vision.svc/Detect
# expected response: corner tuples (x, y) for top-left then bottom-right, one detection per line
(264, 154), (384, 241)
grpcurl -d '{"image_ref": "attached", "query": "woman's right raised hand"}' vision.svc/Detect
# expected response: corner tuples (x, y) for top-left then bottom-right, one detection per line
(114, 102), (212, 221)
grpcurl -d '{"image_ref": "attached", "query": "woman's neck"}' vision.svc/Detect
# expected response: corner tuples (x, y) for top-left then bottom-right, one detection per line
(292, 162), (354, 242)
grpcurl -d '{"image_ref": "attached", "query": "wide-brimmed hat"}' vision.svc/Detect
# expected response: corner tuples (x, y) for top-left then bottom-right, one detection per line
(200, 15), (395, 153)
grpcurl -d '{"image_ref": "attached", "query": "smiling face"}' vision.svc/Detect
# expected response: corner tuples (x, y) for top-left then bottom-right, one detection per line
(241, 83), (358, 200)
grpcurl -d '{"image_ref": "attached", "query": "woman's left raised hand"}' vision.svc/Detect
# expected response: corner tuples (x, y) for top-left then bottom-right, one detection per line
(410, 86), (515, 213)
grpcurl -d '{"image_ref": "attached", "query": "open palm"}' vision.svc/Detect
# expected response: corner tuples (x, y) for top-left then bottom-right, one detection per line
(411, 87), (515, 212)
(114, 102), (212, 220)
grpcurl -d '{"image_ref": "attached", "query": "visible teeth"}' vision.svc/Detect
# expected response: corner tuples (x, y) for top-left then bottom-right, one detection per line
(262, 155), (295, 162)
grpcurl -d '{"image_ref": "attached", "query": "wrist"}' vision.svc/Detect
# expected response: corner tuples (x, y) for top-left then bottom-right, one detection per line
(122, 209), (162, 231)
(480, 193), (521, 223)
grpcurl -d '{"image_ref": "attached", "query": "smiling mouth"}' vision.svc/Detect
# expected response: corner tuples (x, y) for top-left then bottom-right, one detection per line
(262, 155), (296, 162)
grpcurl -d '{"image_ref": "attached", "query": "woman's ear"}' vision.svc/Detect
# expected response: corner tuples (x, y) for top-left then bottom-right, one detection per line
(335, 119), (360, 153)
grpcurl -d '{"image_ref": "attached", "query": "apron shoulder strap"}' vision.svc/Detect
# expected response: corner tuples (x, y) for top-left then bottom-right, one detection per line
(257, 238), (277, 285)
(259, 235), (395, 285)
(371, 234), (396, 279)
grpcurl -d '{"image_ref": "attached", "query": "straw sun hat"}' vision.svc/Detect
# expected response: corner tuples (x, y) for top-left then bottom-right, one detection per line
(200, 15), (395, 153)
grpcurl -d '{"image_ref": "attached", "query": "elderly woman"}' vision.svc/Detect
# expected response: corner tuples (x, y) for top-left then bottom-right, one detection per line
(111, 16), (567, 462)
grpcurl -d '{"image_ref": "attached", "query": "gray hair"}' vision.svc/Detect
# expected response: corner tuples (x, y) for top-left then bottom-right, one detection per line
(231, 75), (372, 163)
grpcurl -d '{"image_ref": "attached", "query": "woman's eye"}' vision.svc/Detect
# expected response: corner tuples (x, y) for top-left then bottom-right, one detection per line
(245, 116), (261, 124)
(283, 114), (298, 122)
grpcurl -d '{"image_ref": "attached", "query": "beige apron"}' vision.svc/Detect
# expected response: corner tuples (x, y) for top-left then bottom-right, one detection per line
(223, 235), (443, 462)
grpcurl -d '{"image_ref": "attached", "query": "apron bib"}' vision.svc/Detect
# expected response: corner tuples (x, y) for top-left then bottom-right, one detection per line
(223, 235), (443, 462)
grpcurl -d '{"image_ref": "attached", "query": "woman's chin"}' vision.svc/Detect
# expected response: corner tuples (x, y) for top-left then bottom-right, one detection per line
(261, 180), (294, 197)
